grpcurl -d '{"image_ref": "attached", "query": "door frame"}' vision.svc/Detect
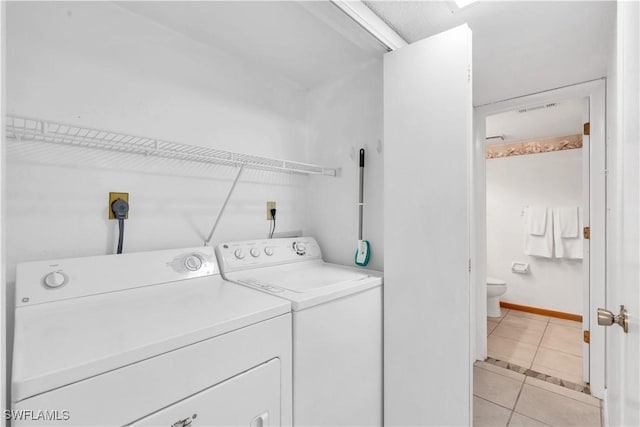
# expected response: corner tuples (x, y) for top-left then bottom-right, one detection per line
(472, 79), (606, 398)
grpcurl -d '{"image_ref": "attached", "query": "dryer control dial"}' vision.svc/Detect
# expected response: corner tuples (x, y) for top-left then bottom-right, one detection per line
(44, 271), (66, 288)
(292, 241), (306, 256)
(234, 249), (246, 260)
(264, 247), (274, 256)
(184, 254), (203, 271)
(250, 248), (261, 258)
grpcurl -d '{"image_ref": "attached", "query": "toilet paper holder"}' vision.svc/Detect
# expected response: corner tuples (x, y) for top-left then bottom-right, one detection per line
(512, 262), (530, 274)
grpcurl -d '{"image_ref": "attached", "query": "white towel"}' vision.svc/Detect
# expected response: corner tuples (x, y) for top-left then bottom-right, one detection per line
(524, 207), (553, 258)
(555, 206), (580, 238)
(526, 206), (548, 236)
(553, 207), (583, 259)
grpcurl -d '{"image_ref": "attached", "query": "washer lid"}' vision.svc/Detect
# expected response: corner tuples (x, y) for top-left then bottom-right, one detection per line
(226, 260), (383, 310)
(12, 275), (290, 402)
(487, 277), (506, 286)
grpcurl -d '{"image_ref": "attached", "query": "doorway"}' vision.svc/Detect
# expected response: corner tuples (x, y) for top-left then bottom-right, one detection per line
(484, 97), (587, 385)
(472, 79), (607, 400)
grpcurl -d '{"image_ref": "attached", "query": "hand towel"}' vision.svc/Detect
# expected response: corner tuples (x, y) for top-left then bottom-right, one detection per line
(553, 207), (583, 259)
(524, 207), (553, 258)
(526, 206), (548, 236)
(555, 206), (580, 238)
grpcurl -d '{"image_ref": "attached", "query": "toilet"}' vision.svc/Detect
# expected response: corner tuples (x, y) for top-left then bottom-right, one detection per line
(487, 277), (507, 317)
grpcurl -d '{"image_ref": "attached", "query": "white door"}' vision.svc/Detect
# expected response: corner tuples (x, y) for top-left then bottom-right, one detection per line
(384, 25), (473, 426)
(605, 1), (639, 425)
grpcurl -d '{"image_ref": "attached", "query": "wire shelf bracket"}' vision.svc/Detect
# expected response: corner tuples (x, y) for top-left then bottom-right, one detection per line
(4, 115), (338, 177)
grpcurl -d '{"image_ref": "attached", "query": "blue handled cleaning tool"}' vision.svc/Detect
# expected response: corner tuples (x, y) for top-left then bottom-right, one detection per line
(355, 148), (370, 266)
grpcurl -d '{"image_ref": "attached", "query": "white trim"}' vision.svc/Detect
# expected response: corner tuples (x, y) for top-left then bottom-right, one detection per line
(472, 79), (607, 398)
(472, 107), (487, 360)
(330, 0), (408, 51)
(602, 388), (610, 427)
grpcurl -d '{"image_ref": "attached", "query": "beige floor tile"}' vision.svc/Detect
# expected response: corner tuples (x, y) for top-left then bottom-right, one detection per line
(488, 335), (538, 368)
(548, 317), (582, 329)
(492, 322), (545, 346)
(515, 384), (600, 426)
(507, 310), (550, 322)
(488, 320), (500, 335)
(475, 361), (526, 382)
(532, 347), (584, 384)
(474, 396), (512, 427)
(508, 412), (550, 426)
(501, 314), (548, 332)
(525, 376), (601, 407)
(474, 367), (524, 409)
(540, 323), (582, 356)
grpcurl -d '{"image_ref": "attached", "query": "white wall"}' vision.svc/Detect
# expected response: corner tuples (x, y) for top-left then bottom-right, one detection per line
(5, 1), (311, 276)
(304, 59), (384, 271)
(486, 149), (583, 314)
(4, 0), (313, 404)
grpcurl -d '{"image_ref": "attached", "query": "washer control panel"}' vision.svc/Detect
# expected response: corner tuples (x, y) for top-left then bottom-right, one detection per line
(217, 237), (322, 273)
(15, 247), (217, 307)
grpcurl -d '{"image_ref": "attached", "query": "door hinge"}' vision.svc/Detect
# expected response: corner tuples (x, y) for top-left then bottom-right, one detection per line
(469, 259), (472, 272)
(584, 122), (590, 135)
(583, 226), (590, 239)
(584, 330), (590, 344)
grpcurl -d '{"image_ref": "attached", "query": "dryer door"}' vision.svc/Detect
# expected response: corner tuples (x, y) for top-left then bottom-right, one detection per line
(132, 359), (280, 427)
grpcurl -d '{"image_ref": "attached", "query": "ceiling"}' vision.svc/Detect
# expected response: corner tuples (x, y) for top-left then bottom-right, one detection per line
(364, 1), (616, 105)
(117, 1), (616, 104)
(486, 98), (584, 144)
(116, 1), (386, 90)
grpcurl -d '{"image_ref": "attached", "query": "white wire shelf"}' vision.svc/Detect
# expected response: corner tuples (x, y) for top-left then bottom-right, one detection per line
(4, 115), (337, 176)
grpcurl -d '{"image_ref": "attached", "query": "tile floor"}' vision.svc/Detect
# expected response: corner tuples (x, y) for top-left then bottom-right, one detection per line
(473, 361), (602, 427)
(487, 308), (584, 385)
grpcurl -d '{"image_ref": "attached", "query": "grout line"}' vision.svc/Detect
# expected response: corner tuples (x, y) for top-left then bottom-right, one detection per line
(473, 395), (514, 413)
(506, 374), (528, 427)
(533, 316), (550, 356)
(537, 342), (583, 358)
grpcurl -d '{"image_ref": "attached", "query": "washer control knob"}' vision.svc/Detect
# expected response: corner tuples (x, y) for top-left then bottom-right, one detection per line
(44, 271), (66, 288)
(234, 249), (245, 259)
(264, 247), (274, 256)
(184, 255), (203, 271)
(250, 248), (261, 258)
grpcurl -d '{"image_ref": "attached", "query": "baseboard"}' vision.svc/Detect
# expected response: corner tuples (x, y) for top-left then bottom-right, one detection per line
(499, 301), (582, 322)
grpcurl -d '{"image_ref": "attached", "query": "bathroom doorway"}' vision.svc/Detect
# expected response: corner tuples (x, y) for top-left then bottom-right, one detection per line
(484, 97), (588, 386)
(471, 80), (607, 401)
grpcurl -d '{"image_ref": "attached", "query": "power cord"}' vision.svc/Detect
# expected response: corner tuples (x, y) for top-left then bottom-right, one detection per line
(111, 198), (129, 254)
(269, 208), (277, 239)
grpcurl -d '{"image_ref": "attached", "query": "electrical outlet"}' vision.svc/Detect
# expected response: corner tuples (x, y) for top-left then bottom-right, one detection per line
(266, 201), (276, 220)
(109, 192), (129, 220)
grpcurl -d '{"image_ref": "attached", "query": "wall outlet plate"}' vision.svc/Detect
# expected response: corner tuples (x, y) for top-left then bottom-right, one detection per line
(109, 192), (129, 220)
(266, 201), (276, 220)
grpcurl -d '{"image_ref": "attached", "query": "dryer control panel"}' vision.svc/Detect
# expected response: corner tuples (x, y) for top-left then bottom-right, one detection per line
(216, 237), (323, 273)
(15, 247), (217, 307)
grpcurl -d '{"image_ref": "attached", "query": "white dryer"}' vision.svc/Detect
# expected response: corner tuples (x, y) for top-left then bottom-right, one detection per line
(11, 246), (292, 426)
(216, 237), (383, 427)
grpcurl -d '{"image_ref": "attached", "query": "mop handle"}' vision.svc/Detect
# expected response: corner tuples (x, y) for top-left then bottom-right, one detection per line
(358, 148), (365, 241)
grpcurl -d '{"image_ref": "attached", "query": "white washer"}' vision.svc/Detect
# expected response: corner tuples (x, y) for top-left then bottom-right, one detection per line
(216, 237), (383, 427)
(12, 246), (292, 426)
